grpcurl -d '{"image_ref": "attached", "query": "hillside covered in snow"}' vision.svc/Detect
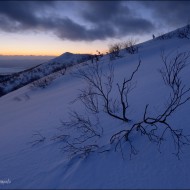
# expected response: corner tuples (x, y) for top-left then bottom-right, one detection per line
(0, 52), (91, 97)
(0, 25), (190, 189)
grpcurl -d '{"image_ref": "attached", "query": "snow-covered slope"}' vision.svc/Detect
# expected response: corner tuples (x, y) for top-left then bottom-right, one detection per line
(0, 52), (91, 97)
(0, 27), (190, 189)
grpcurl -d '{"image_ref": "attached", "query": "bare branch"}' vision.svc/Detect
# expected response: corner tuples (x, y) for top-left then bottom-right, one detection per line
(110, 50), (190, 159)
(28, 130), (46, 147)
(123, 38), (139, 54)
(75, 60), (141, 122)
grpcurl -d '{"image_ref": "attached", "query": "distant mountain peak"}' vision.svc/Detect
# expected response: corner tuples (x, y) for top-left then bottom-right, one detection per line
(64, 52), (73, 55)
(59, 52), (73, 57)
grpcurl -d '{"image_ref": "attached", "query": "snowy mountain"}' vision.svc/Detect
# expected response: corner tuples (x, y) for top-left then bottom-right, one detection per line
(49, 52), (90, 66)
(0, 52), (91, 97)
(0, 25), (190, 189)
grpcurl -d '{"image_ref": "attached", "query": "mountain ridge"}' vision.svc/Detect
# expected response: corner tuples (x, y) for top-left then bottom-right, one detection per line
(0, 52), (91, 96)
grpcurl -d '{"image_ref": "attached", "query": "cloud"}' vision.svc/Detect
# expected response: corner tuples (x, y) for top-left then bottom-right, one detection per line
(0, 1), (157, 41)
(52, 18), (116, 41)
(0, 1), (56, 32)
(0, 1), (55, 28)
(140, 1), (190, 27)
(81, 1), (128, 23)
(80, 1), (154, 37)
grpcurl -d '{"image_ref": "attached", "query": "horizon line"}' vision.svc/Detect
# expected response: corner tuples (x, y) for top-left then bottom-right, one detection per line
(0, 51), (95, 57)
(0, 54), (58, 57)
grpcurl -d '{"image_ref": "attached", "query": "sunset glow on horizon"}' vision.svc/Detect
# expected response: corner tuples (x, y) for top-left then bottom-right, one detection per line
(0, 31), (112, 56)
(0, 1), (189, 57)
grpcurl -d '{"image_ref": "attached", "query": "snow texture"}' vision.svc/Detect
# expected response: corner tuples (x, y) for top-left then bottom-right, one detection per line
(0, 26), (190, 189)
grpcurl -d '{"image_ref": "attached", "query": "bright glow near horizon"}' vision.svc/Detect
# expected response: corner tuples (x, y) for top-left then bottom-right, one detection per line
(0, 31), (107, 56)
(0, 1), (188, 56)
(0, 30), (150, 56)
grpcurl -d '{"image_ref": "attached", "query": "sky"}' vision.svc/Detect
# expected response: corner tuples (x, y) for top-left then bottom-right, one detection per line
(0, 1), (190, 56)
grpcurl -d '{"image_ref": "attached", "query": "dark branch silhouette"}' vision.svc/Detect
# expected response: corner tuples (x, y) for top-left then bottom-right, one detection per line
(110, 50), (190, 159)
(75, 59), (141, 122)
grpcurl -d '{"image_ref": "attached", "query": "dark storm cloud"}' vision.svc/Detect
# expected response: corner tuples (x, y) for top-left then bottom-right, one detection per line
(52, 18), (116, 41)
(140, 1), (190, 26)
(0, 1), (156, 41)
(116, 17), (155, 35)
(81, 1), (128, 23)
(80, 1), (154, 37)
(0, 1), (55, 28)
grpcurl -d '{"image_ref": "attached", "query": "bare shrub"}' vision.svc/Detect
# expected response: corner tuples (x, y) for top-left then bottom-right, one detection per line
(32, 75), (55, 89)
(109, 43), (123, 60)
(157, 32), (173, 40)
(177, 25), (190, 39)
(75, 60), (141, 122)
(110, 50), (190, 159)
(52, 111), (102, 158)
(52, 60), (140, 158)
(124, 38), (139, 54)
(58, 68), (67, 75)
(28, 131), (46, 147)
(51, 50), (190, 159)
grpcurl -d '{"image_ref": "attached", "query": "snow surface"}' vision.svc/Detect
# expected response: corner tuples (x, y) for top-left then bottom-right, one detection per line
(0, 29), (190, 189)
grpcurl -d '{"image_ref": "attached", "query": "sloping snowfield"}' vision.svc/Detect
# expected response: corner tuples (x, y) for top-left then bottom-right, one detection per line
(0, 33), (190, 188)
